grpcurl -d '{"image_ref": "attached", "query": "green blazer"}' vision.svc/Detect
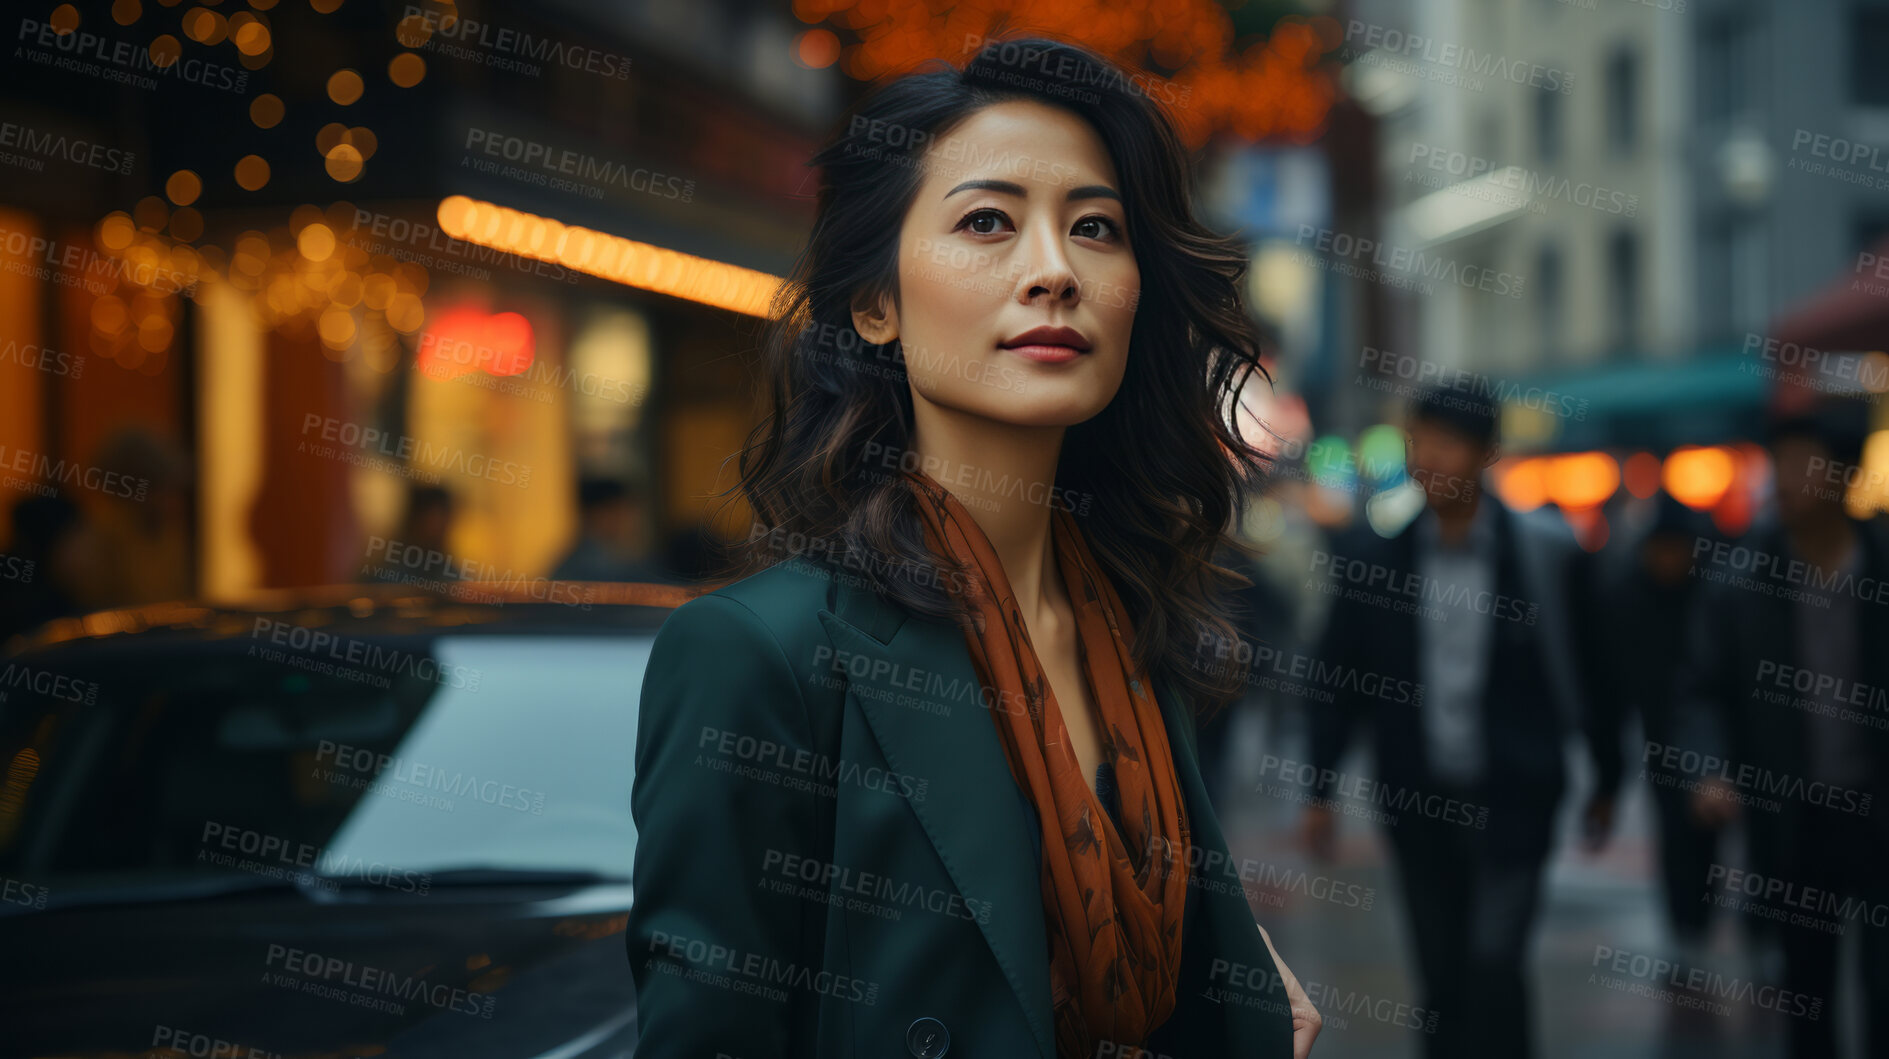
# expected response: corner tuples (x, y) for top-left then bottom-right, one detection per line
(626, 554), (1296, 1058)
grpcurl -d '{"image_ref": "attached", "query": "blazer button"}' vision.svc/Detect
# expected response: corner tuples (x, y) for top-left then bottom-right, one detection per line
(905, 1016), (950, 1058)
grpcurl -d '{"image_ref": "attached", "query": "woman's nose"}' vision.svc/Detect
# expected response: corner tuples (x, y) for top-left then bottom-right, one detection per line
(1015, 226), (1079, 304)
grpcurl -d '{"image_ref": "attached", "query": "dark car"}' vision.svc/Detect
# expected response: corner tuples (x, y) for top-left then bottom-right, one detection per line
(0, 582), (691, 1059)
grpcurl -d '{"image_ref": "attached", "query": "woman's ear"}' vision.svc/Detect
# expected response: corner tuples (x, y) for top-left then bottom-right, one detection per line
(851, 290), (899, 346)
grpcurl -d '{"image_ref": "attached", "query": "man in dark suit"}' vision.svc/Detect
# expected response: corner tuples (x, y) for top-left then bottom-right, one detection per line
(1673, 399), (1889, 1058)
(1297, 385), (1620, 1059)
(1597, 493), (1725, 954)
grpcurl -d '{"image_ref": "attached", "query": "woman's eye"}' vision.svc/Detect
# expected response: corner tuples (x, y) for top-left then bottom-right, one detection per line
(955, 209), (1120, 240)
(959, 208), (1011, 235)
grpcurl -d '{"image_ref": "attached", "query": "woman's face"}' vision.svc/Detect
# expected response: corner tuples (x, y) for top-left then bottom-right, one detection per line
(853, 99), (1140, 428)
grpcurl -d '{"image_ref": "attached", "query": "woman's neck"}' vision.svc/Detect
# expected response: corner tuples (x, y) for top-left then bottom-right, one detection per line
(909, 403), (1066, 620)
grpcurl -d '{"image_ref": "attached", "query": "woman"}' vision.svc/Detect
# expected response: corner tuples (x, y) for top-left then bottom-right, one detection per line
(626, 35), (1320, 1059)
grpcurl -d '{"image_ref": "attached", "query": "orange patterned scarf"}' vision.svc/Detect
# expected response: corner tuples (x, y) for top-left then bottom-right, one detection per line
(902, 468), (1192, 1058)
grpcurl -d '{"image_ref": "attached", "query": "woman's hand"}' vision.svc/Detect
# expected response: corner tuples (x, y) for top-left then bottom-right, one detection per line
(1257, 922), (1320, 1059)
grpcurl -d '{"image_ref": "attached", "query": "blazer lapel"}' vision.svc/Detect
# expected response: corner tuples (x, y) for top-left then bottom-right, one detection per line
(817, 579), (1058, 1059)
(1147, 670), (1297, 1054)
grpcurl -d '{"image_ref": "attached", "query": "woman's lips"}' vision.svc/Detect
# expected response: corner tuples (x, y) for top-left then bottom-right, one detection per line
(1002, 343), (1085, 364)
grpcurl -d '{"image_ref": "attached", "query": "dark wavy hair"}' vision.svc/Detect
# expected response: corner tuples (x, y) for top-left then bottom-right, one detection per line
(710, 35), (1274, 721)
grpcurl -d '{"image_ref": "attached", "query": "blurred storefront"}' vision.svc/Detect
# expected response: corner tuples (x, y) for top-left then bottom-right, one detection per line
(0, 0), (836, 603)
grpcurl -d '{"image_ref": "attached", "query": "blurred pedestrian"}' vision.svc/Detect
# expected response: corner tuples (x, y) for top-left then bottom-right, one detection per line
(0, 493), (94, 646)
(1673, 398), (1889, 1059)
(657, 523), (727, 585)
(1197, 536), (1291, 805)
(87, 426), (193, 606)
(361, 484), (459, 584)
(551, 477), (670, 584)
(1597, 492), (1724, 957)
(1299, 384), (1622, 1059)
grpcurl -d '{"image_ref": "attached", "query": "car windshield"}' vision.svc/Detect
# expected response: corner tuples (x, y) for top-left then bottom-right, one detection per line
(0, 633), (652, 905)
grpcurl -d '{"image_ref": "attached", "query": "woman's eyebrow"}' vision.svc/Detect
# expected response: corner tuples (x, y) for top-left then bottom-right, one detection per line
(943, 178), (1122, 204)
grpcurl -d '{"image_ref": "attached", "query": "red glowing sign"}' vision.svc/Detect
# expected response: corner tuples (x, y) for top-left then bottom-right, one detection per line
(417, 307), (535, 380)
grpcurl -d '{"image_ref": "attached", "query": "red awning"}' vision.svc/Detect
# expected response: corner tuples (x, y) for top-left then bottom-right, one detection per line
(1771, 234), (1889, 351)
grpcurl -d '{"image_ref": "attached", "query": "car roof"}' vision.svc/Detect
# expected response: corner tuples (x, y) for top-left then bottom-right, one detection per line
(2, 582), (693, 664)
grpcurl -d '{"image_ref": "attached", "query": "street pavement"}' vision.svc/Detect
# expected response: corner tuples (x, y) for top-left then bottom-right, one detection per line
(1202, 702), (1839, 1059)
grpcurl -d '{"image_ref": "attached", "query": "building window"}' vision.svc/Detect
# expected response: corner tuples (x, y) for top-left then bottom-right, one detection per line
(1477, 111), (1502, 166)
(1606, 47), (1638, 155)
(1534, 86), (1561, 164)
(1537, 244), (1562, 362)
(1698, 221), (1732, 341)
(1698, 15), (1751, 124)
(1608, 229), (1640, 355)
(1732, 221), (1766, 335)
(1852, 9), (1889, 106)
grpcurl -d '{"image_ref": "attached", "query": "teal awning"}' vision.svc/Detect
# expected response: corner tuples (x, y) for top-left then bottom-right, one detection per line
(1499, 345), (1769, 453)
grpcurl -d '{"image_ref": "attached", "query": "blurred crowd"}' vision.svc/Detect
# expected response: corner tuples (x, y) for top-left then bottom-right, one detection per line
(1201, 384), (1887, 1059)
(4, 381), (1884, 1057)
